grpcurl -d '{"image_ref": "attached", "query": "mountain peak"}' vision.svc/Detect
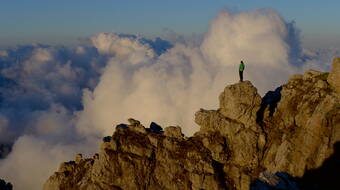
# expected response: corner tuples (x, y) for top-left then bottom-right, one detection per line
(44, 58), (340, 190)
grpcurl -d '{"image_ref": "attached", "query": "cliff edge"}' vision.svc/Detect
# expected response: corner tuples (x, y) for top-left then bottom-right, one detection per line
(44, 58), (340, 190)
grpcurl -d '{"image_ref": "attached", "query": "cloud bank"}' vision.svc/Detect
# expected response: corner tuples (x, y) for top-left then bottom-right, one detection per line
(0, 9), (336, 190)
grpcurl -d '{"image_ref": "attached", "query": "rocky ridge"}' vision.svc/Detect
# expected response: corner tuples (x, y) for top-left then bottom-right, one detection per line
(44, 58), (340, 190)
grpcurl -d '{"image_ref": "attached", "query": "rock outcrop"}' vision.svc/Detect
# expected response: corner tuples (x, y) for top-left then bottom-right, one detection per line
(218, 81), (262, 127)
(327, 57), (340, 93)
(44, 59), (340, 190)
(261, 68), (340, 177)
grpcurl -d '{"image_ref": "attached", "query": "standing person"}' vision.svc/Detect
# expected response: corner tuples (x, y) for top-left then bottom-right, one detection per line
(239, 60), (245, 82)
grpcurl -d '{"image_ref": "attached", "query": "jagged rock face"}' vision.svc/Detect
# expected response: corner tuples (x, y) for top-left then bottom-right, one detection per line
(327, 57), (340, 93)
(195, 81), (264, 190)
(44, 125), (231, 190)
(219, 81), (262, 127)
(262, 69), (340, 177)
(44, 60), (340, 190)
(195, 112), (258, 190)
(164, 126), (184, 138)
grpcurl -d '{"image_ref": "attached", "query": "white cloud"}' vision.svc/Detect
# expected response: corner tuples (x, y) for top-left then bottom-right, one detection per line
(201, 9), (290, 67)
(76, 9), (302, 138)
(91, 33), (156, 64)
(0, 136), (96, 190)
(75, 46), (86, 54)
(0, 50), (8, 57)
(0, 8), (337, 190)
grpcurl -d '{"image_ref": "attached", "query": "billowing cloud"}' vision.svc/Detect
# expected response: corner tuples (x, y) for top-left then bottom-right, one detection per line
(202, 9), (290, 67)
(0, 9), (336, 190)
(76, 9), (301, 138)
(0, 135), (96, 190)
(91, 33), (155, 63)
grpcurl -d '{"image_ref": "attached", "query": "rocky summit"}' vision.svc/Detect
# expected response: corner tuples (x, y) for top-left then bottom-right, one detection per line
(44, 58), (340, 190)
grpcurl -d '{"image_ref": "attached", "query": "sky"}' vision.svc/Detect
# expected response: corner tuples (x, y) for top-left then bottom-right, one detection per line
(0, 0), (340, 48)
(0, 3), (339, 189)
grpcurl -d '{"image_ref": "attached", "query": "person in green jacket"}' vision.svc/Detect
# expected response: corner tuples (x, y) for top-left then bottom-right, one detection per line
(239, 60), (245, 82)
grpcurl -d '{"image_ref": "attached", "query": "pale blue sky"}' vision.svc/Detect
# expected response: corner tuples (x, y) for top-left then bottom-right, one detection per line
(0, 0), (339, 48)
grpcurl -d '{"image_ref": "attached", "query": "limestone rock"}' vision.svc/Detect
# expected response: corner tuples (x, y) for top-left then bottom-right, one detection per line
(44, 59), (340, 190)
(164, 126), (184, 138)
(127, 118), (147, 134)
(302, 69), (323, 81)
(92, 153), (99, 159)
(128, 118), (140, 126)
(261, 64), (340, 177)
(258, 170), (280, 186)
(75, 154), (83, 164)
(219, 81), (262, 126)
(45, 125), (229, 190)
(327, 57), (340, 93)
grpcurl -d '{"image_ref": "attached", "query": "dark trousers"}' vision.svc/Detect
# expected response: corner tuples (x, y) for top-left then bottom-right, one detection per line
(239, 70), (243, 82)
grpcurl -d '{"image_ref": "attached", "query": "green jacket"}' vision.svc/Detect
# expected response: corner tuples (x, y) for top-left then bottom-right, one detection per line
(239, 63), (245, 71)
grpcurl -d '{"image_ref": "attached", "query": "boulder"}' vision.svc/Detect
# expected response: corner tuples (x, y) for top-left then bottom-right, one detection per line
(149, 122), (163, 134)
(127, 118), (146, 134)
(219, 81), (262, 126)
(128, 118), (140, 126)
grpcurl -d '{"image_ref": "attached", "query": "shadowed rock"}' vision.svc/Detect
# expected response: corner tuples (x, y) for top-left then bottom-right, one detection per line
(299, 142), (340, 190)
(116, 123), (128, 130)
(256, 86), (282, 125)
(164, 126), (184, 138)
(0, 179), (12, 190)
(327, 57), (340, 93)
(148, 122), (163, 134)
(250, 172), (300, 190)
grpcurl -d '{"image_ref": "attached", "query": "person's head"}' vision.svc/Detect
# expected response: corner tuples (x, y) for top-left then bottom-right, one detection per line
(241, 60), (244, 64)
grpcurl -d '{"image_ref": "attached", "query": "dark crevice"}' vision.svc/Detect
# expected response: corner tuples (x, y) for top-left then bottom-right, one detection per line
(250, 142), (340, 190)
(212, 160), (229, 190)
(298, 141), (340, 190)
(256, 86), (283, 126)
